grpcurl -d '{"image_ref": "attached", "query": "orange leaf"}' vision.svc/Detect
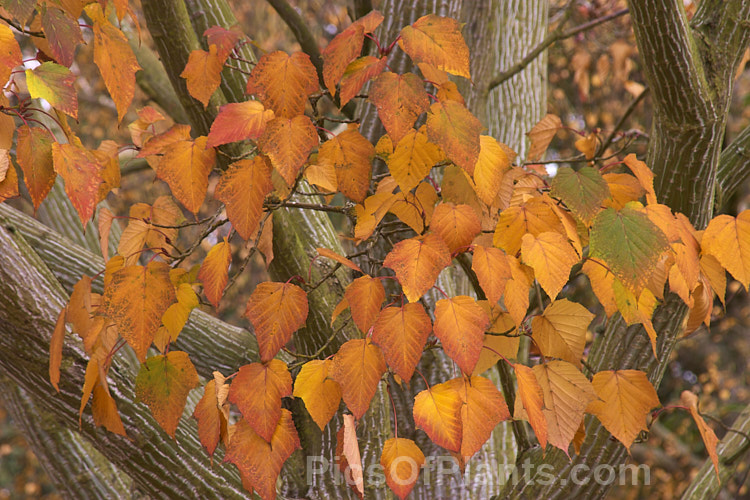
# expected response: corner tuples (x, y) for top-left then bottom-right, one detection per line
(25, 62), (78, 118)
(472, 136), (511, 205)
(246, 51), (318, 118)
(180, 45), (223, 107)
(293, 359), (342, 431)
(137, 123), (192, 158)
(383, 234), (452, 302)
(521, 232), (579, 299)
(206, 101), (275, 147)
(473, 303), (519, 375)
(369, 72), (430, 144)
(331, 338), (386, 419)
(339, 55), (387, 106)
(387, 128), (443, 193)
(447, 375), (510, 458)
(245, 281), (308, 362)
(380, 438), (425, 500)
(49, 307), (67, 392)
(371, 303), (432, 381)
(91, 382), (126, 436)
(623, 153), (657, 205)
(87, 4), (140, 121)
(412, 381), (463, 452)
(526, 113), (562, 162)
(471, 245), (512, 304)
(681, 391), (720, 479)
(434, 296), (489, 374)
(533, 360), (596, 456)
(224, 410), (300, 500)
(16, 125), (55, 211)
(531, 299), (594, 366)
(505, 255), (534, 325)
(316, 247), (363, 274)
(493, 197), (564, 256)
(388, 181), (438, 233)
(51, 142), (105, 225)
(317, 128), (374, 202)
(193, 379), (227, 457)
(603, 172), (645, 209)
(345, 275), (385, 333)
(430, 202), (481, 253)
(0, 156), (18, 202)
(204, 25), (243, 61)
(701, 210), (750, 290)
(587, 370), (660, 450)
(134, 351), (199, 437)
(228, 360), (292, 442)
(0, 24), (22, 85)
(337, 414), (365, 498)
(257, 115), (318, 186)
(399, 15), (470, 79)
(426, 101), (481, 174)
(156, 136), (216, 215)
(215, 156), (274, 239)
(101, 262), (176, 361)
(322, 24), (365, 97)
(198, 238), (232, 308)
(514, 363), (548, 449)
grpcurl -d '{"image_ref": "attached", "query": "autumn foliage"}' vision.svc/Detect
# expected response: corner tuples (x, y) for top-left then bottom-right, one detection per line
(1, 6), (738, 499)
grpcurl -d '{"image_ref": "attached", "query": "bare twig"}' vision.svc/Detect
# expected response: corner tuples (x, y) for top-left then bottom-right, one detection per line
(597, 87), (649, 156)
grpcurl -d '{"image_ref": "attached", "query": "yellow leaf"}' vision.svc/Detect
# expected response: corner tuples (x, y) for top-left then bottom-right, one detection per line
(472, 136), (511, 205)
(623, 154), (657, 205)
(588, 370), (660, 450)
(531, 299), (593, 366)
(533, 360), (596, 456)
(293, 360), (342, 431)
(494, 197), (564, 256)
(681, 391), (720, 479)
(521, 232), (579, 299)
(389, 181), (438, 233)
(701, 210), (750, 290)
(514, 363), (547, 449)
(504, 255), (534, 326)
(471, 245), (512, 304)
(387, 128), (443, 193)
(412, 381), (463, 452)
(158, 282), (199, 348)
(399, 15), (471, 79)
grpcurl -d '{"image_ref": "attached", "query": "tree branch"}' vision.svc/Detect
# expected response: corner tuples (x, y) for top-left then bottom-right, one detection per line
(486, 7), (628, 92)
(716, 123), (750, 208)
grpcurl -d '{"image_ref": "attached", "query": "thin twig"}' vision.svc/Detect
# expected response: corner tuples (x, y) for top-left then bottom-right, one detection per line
(597, 87), (649, 156)
(288, 318), (351, 369)
(486, 7), (629, 92)
(0, 15), (44, 37)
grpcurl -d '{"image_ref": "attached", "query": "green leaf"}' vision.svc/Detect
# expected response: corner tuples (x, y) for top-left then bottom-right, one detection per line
(589, 206), (669, 293)
(135, 351), (199, 437)
(550, 166), (610, 224)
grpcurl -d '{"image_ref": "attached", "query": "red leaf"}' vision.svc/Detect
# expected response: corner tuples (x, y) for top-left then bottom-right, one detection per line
(206, 101), (275, 147)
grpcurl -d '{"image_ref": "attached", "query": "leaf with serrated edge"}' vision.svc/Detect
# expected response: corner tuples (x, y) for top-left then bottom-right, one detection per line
(245, 282), (308, 362)
(52, 142), (106, 225)
(426, 101), (481, 174)
(224, 411), (300, 500)
(228, 360), (292, 442)
(322, 24), (365, 97)
(318, 128), (374, 202)
(387, 128), (443, 193)
(0, 24), (22, 85)
(521, 232), (579, 299)
(526, 114), (562, 162)
(293, 360), (342, 431)
(339, 56), (387, 106)
(702, 210), (750, 290)
(399, 15), (470, 79)
(371, 303), (432, 381)
(25, 62), (78, 118)
(471, 246), (512, 304)
(345, 275), (385, 333)
(16, 125), (55, 211)
(589, 206), (670, 293)
(331, 338), (386, 419)
(472, 136), (511, 205)
(412, 381), (462, 452)
(531, 299), (593, 366)
(533, 360), (596, 456)
(198, 238), (232, 308)
(431, 203), (481, 253)
(206, 101), (275, 147)
(215, 156), (274, 239)
(246, 51), (318, 118)
(156, 136), (216, 215)
(383, 234), (452, 302)
(493, 197), (564, 256)
(258, 116), (318, 186)
(587, 370), (659, 450)
(447, 375), (509, 458)
(623, 154), (657, 205)
(514, 363), (548, 449)
(549, 166), (610, 224)
(370, 72), (430, 145)
(433, 296), (489, 374)
(134, 351), (199, 437)
(381, 438), (425, 500)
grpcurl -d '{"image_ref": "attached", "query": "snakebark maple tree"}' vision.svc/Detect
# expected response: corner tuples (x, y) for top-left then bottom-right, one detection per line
(2, 0), (750, 499)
